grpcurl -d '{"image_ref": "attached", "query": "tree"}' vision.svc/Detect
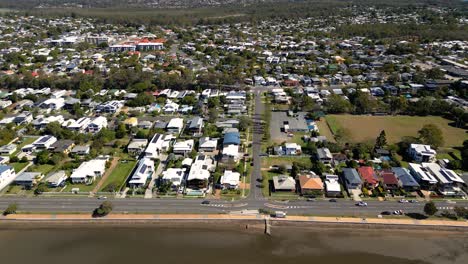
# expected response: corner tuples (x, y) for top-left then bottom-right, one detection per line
(375, 130), (387, 149)
(424, 201), (438, 216)
(454, 206), (468, 219)
(34, 183), (48, 195)
(238, 116), (252, 132)
(418, 124), (444, 148)
(36, 150), (50, 165)
(3, 203), (17, 215)
(115, 123), (127, 139)
(326, 94), (352, 114)
(93, 201), (113, 217)
(389, 96), (407, 114)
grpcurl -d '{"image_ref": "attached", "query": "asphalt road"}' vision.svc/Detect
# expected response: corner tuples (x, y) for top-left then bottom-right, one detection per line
(0, 197), (467, 216)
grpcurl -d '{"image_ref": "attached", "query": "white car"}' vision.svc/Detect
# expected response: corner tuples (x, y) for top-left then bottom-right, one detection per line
(356, 202), (368, 207)
(398, 199), (409, 203)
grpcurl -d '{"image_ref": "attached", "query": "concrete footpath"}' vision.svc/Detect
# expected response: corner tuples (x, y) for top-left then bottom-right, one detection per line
(2, 213), (468, 228)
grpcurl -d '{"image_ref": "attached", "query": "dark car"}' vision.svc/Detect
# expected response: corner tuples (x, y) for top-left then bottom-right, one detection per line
(381, 211), (392, 215)
(329, 199), (337, 202)
(201, 200), (210, 205)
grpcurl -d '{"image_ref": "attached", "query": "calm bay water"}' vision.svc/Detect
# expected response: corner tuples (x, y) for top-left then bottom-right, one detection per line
(0, 226), (466, 264)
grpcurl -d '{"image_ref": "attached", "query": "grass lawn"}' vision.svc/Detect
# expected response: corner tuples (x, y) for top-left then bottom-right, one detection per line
(261, 156), (312, 169)
(28, 164), (55, 175)
(12, 137), (37, 156)
(316, 118), (336, 142)
(62, 182), (97, 193)
(9, 162), (29, 173)
(99, 160), (136, 192)
(325, 115), (467, 147)
(3, 185), (24, 195)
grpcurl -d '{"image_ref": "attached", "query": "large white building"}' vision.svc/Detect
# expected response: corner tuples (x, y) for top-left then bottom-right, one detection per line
(128, 158), (154, 188)
(220, 170), (240, 190)
(0, 165), (16, 191)
(408, 144), (437, 163)
(88, 116), (108, 133)
(70, 159), (107, 184)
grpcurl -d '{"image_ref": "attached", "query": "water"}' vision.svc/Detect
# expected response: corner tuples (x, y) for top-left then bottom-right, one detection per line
(0, 225), (466, 264)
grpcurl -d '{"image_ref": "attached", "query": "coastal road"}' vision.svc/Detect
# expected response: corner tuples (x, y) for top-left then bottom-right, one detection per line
(1, 197), (467, 216)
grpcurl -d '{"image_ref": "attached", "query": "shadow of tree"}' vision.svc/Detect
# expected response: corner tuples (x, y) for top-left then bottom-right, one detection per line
(406, 212), (428, 220)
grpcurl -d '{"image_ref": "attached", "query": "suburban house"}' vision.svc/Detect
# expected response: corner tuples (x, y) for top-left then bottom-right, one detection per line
(187, 116), (204, 134)
(128, 158), (154, 188)
(173, 139), (194, 156)
(127, 139), (148, 156)
(342, 168), (362, 192)
(274, 143), (302, 156)
(166, 118), (184, 134)
(0, 144), (17, 155)
(220, 170), (240, 190)
(70, 159), (107, 184)
(70, 145), (91, 156)
(45, 171), (68, 188)
(408, 144), (437, 163)
(68, 117), (91, 132)
(380, 171), (400, 190)
(14, 112), (33, 125)
(272, 175), (296, 192)
(408, 163), (438, 190)
(0, 165), (16, 191)
(88, 116), (108, 133)
(144, 134), (164, 159)
(391, 167), (420, 191)
(357, 166), (379, 188)
(199, 137), (218, 152)
(161, 168), (186, 190)
(298, 173), (323, 195)
(317, 148), (333, 164)
(324, 174), (341, 197)
(96, 100), (124, 113)
(222, 132), (241, 164)
(50, 140), (75, 154)
(186, 155), (215, 195)
(14, 172), (44, 189)
(24, 135), (58, 152)
(421, 162), (465, 196)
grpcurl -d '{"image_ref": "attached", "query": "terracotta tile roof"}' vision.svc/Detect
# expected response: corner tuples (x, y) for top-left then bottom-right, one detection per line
(299, 175), (323, 190)
(357, 166), (378, 185)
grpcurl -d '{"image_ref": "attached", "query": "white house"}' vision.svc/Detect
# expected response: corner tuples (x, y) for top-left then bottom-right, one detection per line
(40, 97), (65, 110)
(274, 143), (302, 156)
(408, 163), (439, 189)
(220, 170), (240, 189)
(186, 155), (215, 195)
(408, 144), (436, 163)
(129, 158), (154, 188)
(0, 144), (17, 156)
(68, 117), (91, 132)
(32, 135), (58, 151)
(324, 174), (341, 197)
(222, 144), (240, 163)
(173, 139), (194, 156)
(0, 165), (16, 191)
(161, 168), (186, 189)
(166, 118), (184, 134)
(88, 116), (108, 133)
(199, 137), (218, 152)
(70, 159), (107, 184)
(421, 162), (465, 195)
(145, 134), (164, 159)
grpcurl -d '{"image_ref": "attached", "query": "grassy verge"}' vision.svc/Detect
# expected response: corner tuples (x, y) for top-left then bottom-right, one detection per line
(10, 162), (29, 173)
(99, 160), (137, 192)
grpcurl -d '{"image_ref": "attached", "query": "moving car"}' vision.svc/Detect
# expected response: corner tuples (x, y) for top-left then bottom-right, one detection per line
(329, 199), (337, 202)
(398, 199), (409, 203)
(381, 211), (392, 215)
(201, 200), (210, 205)
(98, 196), (107, 200)
(356, 201), (368, 207)
(393, 210), (404, 215)
(409, 199), (419, 203)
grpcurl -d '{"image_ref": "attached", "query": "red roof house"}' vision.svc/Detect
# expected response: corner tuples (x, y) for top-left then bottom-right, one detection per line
(381, 171), (400, 190)
(357, 166), (378, 187)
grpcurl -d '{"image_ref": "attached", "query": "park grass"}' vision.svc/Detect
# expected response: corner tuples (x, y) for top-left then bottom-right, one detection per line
(325, 115), (467, 147)
(99, 160), (137, 192)
(261, 156), (312, 169)
(9, 162), (29, 173)
(316, 118), (336, 143)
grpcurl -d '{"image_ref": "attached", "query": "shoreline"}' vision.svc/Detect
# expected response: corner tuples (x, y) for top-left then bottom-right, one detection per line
(1, 213), (468, 233)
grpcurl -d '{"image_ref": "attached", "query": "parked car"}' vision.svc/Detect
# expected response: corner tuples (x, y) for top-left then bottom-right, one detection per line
(393, 210), (404, 215)
(201, 200), (210, 205)
(398, 199), (409, 203)
(356, 201), (368, 207)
